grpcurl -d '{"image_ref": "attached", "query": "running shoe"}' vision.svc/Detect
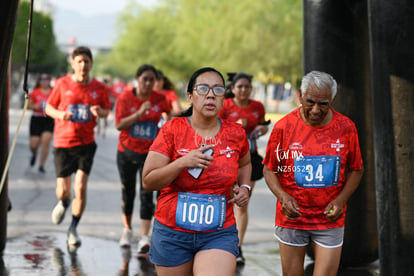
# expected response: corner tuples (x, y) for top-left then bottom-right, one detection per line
(137, 235), (150, 254)
(119, 228), (132, 247)
(67, 226), (81, 246)
(236, 246), (245, 266)
(39, 166), (45, 174)
(30, 154), (36, 167)
(51, 201), (67, 225)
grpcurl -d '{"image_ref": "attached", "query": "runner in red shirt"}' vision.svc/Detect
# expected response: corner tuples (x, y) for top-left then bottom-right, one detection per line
(263, 71), (364, 276)
(154, 69), (183, 125)
(219, 72), (269, 265)
(28, 73), (54, 173)
(45, 46), (111, 248)
(116, 64), (172, 256)
(142, 67), (252, 275)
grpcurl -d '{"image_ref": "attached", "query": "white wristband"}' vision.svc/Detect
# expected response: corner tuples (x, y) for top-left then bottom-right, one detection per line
(240, 184), (252, 196)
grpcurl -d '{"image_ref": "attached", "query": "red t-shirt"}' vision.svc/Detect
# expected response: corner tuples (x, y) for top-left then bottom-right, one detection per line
(47, 75), (111, 148)
(149, 117), (249, 232)
(112, 81), (126, 97)
(219, 98), (265, 151)
(156, 89), (179, 111)
(219, 99), (265, 134)
(115, 88), (171, 154)
(263, 108), (363, 230)
(29, 88), (51, 116)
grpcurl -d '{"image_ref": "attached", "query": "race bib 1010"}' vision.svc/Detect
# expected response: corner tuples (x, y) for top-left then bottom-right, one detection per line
(176, 192), (226, 231)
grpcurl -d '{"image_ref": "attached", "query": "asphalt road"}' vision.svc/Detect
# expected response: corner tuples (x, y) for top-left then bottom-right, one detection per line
(4, 109), (285, 276)
(4, 109), (379, 275)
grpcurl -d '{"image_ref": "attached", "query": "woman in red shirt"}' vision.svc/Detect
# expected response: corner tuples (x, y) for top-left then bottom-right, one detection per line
(219, 72), (269, 265)
(28, 73), (54, 173)
(142, 67), (252, 275)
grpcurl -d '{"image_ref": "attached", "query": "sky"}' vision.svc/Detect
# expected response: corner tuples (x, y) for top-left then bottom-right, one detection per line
(45, 0), (158, 47)
(48, 0), (157, 16)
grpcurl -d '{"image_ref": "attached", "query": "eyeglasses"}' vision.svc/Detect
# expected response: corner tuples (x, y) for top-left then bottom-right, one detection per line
(193, 84), (226, 96)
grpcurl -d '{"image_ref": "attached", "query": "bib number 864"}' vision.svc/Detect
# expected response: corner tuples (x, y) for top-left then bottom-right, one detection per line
(130, 121), (157, 140)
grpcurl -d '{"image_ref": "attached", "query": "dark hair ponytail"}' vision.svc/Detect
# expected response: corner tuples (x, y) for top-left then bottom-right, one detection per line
(179, 106), (193, 117)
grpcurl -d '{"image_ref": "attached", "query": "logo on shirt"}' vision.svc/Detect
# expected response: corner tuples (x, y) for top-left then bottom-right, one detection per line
(289, 142), (303, 151)
(177, 148), (191, 155)
(194, 135), (221, 148)
(229, 111), (239, 119)
(89, 91), (98, 99)
(276, 142), (304, 162)
(220, 146), (234, 158)
(331, 139), (344, 152)
(64, 90), (74, 97)
(151, 105), (161, 113)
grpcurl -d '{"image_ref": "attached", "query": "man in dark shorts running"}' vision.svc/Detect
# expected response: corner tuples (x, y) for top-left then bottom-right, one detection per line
(45, 46), (111, 247)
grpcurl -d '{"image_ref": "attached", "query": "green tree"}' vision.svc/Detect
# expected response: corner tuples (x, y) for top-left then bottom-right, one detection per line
(12, 1), (66, 78)
(102, 0), (302, 83)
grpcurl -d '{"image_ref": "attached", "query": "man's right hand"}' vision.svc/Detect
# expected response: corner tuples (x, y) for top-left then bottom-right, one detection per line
(280, 193), (301, 220)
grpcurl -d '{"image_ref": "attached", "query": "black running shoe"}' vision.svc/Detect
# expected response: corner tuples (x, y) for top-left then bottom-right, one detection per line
(30, 154), (36, 167)
(236, 246), (245, 266)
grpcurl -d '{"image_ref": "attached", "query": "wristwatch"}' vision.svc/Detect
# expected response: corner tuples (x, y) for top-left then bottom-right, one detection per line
(240, 184), (252, 196)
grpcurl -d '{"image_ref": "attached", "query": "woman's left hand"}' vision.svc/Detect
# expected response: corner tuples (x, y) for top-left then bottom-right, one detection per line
(228, 185), (250, 207)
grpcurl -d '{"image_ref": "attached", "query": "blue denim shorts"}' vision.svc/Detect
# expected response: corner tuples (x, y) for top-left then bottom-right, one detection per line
(274, 226), (344, 248)
(149, 219), (239, 267)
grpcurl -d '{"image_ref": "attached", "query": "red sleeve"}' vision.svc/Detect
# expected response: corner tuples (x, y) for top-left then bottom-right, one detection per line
(29, 88), (38, 102)
(347, 123), (363, 171)
(155, 91), (172, 114)
(47, 80), (62, 107)
(257, 101), (266, 120)
(218, 99), (231, 119)
(115, 89), (132, 125)
(263, 124), (284, 171)
(240, 127), (250, 158)
(99, 84), (112, 110)
(166, 90), (179, 103)
(149, 119), (176, 159)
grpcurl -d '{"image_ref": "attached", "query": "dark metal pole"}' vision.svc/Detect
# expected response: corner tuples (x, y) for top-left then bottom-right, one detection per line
(368, 0), (414, 274)
(303, 0), (378, 266)
(0, 0), (20, 269)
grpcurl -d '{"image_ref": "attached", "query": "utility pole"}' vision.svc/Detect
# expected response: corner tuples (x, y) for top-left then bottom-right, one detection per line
(0, 0), (20, 269)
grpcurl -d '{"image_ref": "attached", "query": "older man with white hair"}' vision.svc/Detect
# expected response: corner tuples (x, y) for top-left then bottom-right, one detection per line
(263, 71), (364, 276)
